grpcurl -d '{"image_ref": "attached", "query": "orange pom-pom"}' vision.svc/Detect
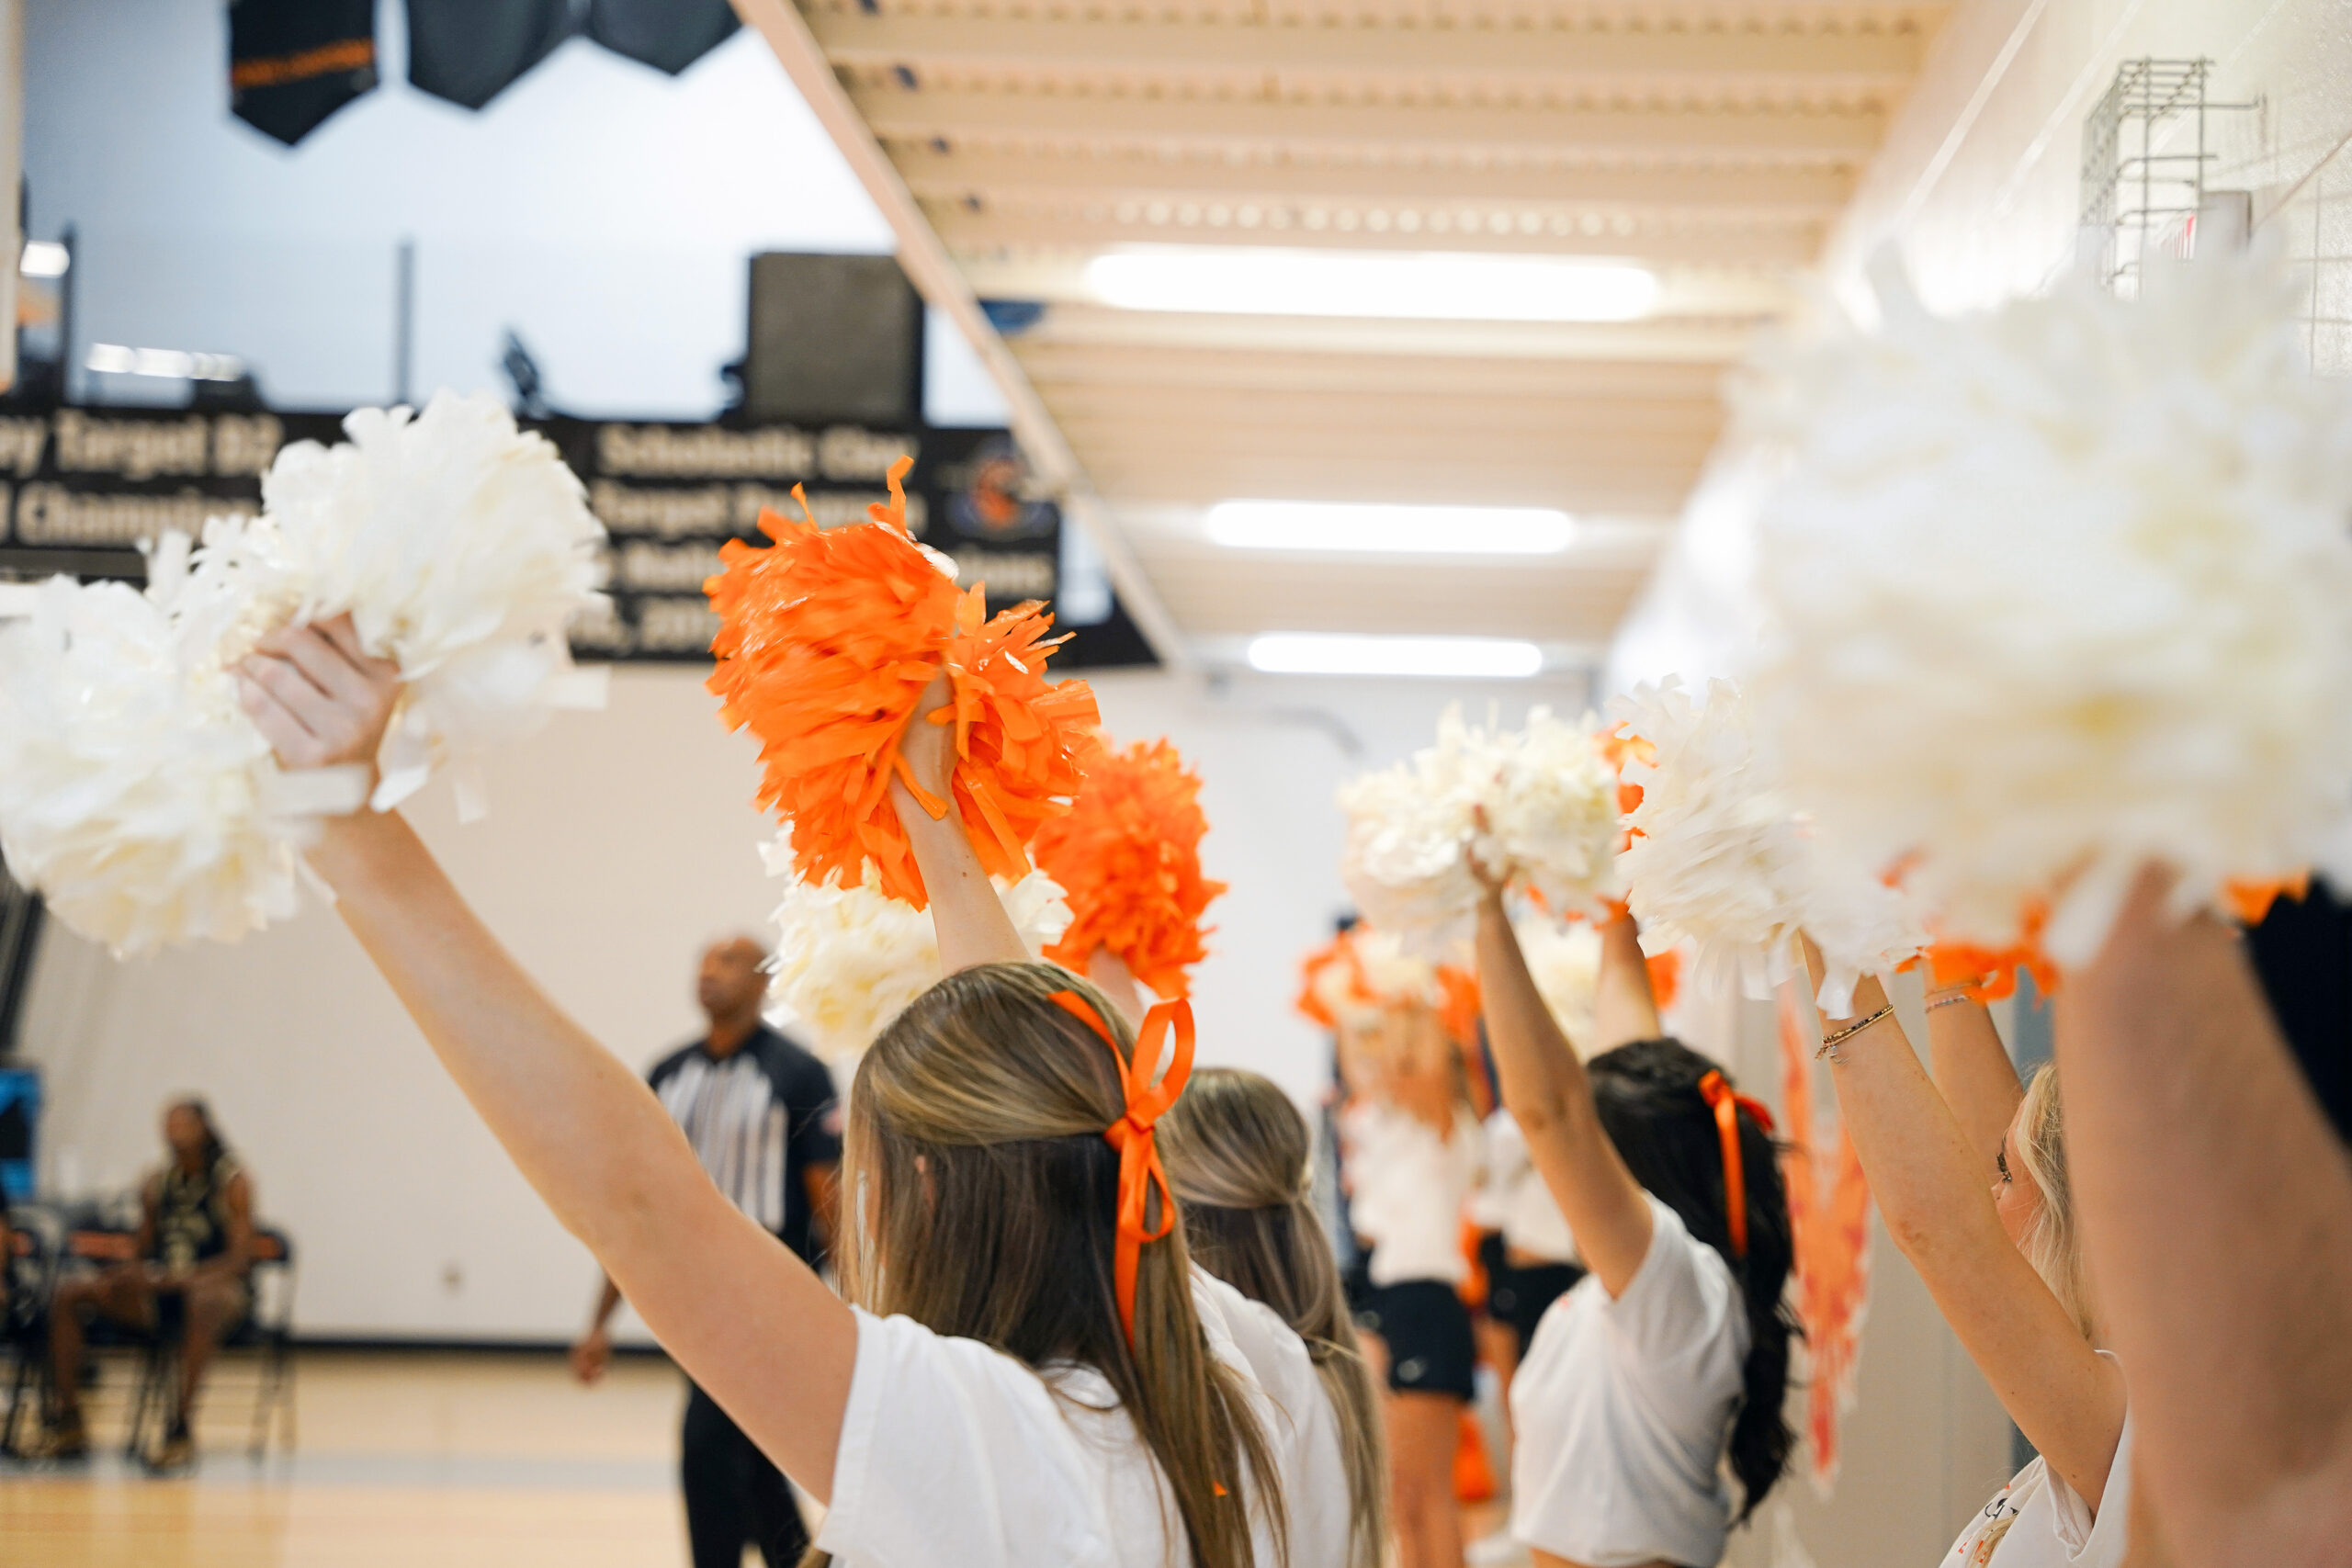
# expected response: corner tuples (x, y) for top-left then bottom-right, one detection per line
(1035, 738), (1227, 998)
(1295, 927), (1479, 1045)
(706, 457), (1099, 907)
(935, 595), (1103, 884)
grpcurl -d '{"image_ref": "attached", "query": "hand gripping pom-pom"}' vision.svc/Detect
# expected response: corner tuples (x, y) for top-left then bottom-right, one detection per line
(1747, 245), (2352, 966)
(760, 830), (1070, 1060)
(1339, 706), (1621, 945)
(707, 457), (1101, 908)
(260, 391), (608, 815)
(0, 394), (608, 952)
(1614, 678), (1921, 1014)
(1033, 738), (1227, 998)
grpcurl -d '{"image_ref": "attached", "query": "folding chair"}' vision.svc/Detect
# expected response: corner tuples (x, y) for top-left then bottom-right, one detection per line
(123, 1226), (298, 1463)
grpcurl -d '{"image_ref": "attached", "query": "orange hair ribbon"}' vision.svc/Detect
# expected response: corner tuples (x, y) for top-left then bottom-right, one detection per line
(1697, 1070), (1774, 1258)
(1049, 989), (1196, 1347)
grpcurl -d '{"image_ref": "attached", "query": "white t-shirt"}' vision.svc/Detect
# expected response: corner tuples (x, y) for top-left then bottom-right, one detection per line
(813, 1303), (1285, 1568)
(1510, 1195), (1749, 1568)
(1341, 1101), (1481, 1287)
(1193, 1269), (1354, 1568)
(1944, 1379), (2134, 1568)
(1475, 1110), (1578, 1264)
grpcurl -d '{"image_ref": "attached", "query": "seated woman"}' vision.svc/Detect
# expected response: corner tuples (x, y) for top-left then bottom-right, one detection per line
(47, 1099), (254, 1466)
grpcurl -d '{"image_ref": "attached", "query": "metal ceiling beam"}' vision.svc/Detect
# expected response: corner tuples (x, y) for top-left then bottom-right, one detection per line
(727, 0), (1191, 668)
(928, 202), (1824, 266)
(813, 14), (1924, 86)
(853, 86), (1885, 159)
(889, 146), (1856, 215)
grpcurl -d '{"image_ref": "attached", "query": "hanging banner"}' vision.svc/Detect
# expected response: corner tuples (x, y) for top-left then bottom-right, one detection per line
(1778, 986), (1874, 1495)
(0, 403), (1156, 669)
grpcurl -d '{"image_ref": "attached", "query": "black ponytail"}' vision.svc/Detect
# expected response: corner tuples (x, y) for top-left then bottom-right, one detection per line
(1587, 1037), (1797, 1522)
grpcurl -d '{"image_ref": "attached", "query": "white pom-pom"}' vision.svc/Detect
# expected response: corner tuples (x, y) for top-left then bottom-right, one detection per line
(1515, 916), (1601, 1057)
(760, 830), (1071, 1060)
(1486, 707), (1622, 919)
(1615, 678), (1919, 1011)
(263, 390), (608, 814)
(1748, 247), (2352, 964)
(1339, 705), (1620, 942)
(0, 557), (366, 955)
(1336, 706), (1495, 944)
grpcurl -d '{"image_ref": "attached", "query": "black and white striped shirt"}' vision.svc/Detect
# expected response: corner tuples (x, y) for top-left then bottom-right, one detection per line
(649, 1026), (841, 1264)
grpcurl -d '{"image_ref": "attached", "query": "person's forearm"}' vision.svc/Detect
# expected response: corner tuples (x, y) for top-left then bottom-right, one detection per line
(1922, 989), (2024, 1176)
(2061, 873), (2352, 1567)
(1817, 974), (2020, 1276)
(310, 809), (723, 1269)
(1085, 947), (1145, 1027)
(587, 1273), (623, 1330)
(1593, 910), (1663, 1050)
(1820, 965), (2120, 1500)
(893, 782), (1028, 972)
(1475, 893), (1653, 1291)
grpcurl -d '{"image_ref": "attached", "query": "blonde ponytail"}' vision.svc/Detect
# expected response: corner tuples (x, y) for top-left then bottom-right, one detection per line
(838, 964), (1285, 1568)
(1162, 1067), (1390, 1568)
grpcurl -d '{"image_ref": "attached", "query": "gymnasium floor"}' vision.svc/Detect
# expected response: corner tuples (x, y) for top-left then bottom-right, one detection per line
(4, 1348), (1519, 1567)
(1, 1350), (707, 1568)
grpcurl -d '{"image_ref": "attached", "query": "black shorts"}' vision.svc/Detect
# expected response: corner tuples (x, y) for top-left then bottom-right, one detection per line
(1355, 1278), (1476, 1403)
(1493, 1259), (1586, 1356)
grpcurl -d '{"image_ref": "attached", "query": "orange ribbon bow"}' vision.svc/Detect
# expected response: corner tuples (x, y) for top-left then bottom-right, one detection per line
(1049, 989), (1196, 1347)
(1697, 1070), (1774, 1258)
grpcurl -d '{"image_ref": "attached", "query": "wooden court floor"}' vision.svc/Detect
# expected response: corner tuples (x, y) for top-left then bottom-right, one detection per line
(0, 1349), (717, 1568)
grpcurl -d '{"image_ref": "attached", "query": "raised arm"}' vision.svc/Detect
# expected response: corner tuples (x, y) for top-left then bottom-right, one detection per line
(1592, 909), (1664, 1052)
(891, 672), (1028, 972)
(1473, 886), (1655, 1295)
(1920, 981), (2025, 1179)
(1085, 947), (1146, 1029)
(236, 618), (854, 1499)
(1803, 944), (2124, 1509)
(2061, 869), (2352, 1568)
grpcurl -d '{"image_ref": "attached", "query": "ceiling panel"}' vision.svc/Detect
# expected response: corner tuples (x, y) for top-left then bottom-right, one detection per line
(739, 0), (1941, 672)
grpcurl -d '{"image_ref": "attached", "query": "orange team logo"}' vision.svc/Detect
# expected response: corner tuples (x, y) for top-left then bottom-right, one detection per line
(1778, 986), (1873, 1495)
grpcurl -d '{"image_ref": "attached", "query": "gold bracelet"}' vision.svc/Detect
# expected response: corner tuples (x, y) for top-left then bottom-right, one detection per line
(1815, 1004), (1894, 1063)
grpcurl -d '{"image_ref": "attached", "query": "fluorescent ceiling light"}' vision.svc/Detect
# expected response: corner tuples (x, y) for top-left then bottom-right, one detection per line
(1206, 500), (1573, 555)
(1247, 633), (1544, 679)
(19, 241), (68, 278)
(1084, 248), (1658, 322)
(86, 344), (246, 382)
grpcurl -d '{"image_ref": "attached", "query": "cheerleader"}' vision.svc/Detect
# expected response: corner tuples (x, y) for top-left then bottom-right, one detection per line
(1475, 890), (1795, 1568)
(1330, 961), (1482, 1568)
(1160, 1067), (1389, 1568)
(1801, 942), (2131, 1568)
(234, 625), (1288, 1568)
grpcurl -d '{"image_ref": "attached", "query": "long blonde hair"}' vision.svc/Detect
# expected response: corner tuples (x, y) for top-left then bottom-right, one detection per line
(2010, 1064), (2098, 1343)
(1159, 1067), (1388, 1568)
(838, 962), (1285, 1568)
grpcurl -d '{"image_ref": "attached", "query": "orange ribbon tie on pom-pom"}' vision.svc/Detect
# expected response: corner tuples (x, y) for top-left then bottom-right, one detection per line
(1698, 1069), (1773, 1258)
(1050, 989), (1196, 1347)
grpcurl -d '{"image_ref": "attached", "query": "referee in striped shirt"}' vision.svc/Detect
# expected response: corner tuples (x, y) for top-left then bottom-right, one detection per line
(571, 936), (840, 1568)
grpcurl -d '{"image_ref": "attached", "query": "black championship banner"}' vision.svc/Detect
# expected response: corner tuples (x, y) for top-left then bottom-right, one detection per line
(0, 405), (1157, 670)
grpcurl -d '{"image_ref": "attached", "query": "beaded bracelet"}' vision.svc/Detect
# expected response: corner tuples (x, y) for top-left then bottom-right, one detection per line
(1815, 1003), (1894, 1062)
(1926, 991), (1975, 1012)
